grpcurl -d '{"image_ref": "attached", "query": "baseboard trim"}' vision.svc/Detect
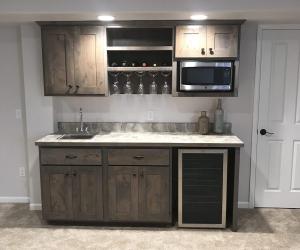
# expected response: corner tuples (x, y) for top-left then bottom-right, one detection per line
(29, 203), (42, 210)
(0, 196), (29, 203)
(238, 201), (250, 208)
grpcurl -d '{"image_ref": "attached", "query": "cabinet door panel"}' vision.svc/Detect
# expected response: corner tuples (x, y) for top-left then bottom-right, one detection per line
(175, 25), (207, 58)
(72, 166), (103, 221)
(139, 166), (170, 222)
(206, 25), (239, 58)
(42, 27), (75, 95)
(41, 166), (73, 220)
(108, 166), (138, 221)
(74, 26), (106, 95)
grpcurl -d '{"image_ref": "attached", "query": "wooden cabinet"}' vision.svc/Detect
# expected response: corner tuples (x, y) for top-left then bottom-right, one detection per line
(206, 25), (239, 58)
(41, 165), (103, 221)
(108, 165), (171, 223)
(42, 26), (106, 96)
(175, 25), (239, 59)
(42, 27), (75, 95)
(72, 166), (103, 221)
(138, 166), (170, 222)
(41, 165), (73, 220)
(108, 166), (139, 221)
(175, 25), (207, 58)
(39, 147), (171, 224)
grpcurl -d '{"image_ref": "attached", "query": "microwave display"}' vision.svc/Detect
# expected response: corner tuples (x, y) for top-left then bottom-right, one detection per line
(179, 61), (235, 92)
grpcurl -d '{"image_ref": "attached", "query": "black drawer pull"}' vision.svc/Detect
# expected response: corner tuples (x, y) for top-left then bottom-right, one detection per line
(64, 173), (69, 177)
(133, 155), (145, 160)
(72, 171), (77, 177)
(65, 155), (77, 159)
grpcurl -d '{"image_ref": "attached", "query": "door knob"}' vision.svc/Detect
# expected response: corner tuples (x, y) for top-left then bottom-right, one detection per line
(260, 129), (274, 136)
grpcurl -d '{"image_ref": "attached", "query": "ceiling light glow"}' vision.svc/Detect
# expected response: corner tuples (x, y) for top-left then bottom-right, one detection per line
(97, 15), (115, 21)
(190, 14), (208, 20)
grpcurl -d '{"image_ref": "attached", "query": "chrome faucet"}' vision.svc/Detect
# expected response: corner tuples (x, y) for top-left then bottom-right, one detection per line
(79, 108), (84, 133)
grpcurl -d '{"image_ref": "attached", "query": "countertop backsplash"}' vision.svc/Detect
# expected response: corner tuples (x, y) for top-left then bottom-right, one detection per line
(57, 122), (199, 134)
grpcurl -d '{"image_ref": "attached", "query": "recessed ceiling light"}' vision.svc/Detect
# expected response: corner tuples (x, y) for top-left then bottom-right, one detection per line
(97, 15), (115, 21)
(190, 14), (208, 20)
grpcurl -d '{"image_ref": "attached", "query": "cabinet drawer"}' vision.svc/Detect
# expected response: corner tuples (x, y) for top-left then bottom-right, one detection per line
(108, 148), (170, 166)
(40, 148), (102, 165)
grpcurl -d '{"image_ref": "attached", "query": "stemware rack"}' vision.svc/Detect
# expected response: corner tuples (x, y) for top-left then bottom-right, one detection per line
(106, 27), (174, 95)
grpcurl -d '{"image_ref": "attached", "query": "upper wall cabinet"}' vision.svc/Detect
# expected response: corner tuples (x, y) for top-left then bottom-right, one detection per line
(175, 25), (239, 59)
(41, 26), (107, 96)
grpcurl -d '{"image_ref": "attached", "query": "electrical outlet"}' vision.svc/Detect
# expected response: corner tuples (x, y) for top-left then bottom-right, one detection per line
(147, 111), (154, 121)
(19, 167), (25, 177)
(16, 109), (22, 120)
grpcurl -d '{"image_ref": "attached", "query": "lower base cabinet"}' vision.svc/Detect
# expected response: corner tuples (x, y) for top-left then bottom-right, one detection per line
(41, 165), (103, 221)
(108, 166), (171, 223)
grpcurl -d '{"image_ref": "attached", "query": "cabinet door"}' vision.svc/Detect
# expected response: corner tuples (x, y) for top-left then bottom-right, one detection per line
(42, 27), (75, 95)
(138, 166), (170, 222)
(72, 166), (103, 221)
(41, 165), (73, 220)
(108, 166), (138, 221)
(74, 26), (106, 95)
(175, 25), (207, 58)
(206, 25), (239, 58)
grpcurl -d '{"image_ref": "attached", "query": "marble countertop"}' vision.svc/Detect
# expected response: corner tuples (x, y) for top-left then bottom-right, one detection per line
(35, 132), (244, 147)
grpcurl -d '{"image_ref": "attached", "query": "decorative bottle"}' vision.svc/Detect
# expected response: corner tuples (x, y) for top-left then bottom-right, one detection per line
(198, 111), (209, 135)
(214, 99), (224, 134)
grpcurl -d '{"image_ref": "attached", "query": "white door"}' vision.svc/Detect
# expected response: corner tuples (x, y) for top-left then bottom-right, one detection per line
(255, 29), (300, 208)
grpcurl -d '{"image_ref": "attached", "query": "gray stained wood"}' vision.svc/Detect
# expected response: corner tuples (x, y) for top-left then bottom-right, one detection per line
(73, 26), (106, 95)
(40, 148), (102, 166)
(138, 166), (171, 222)
(107, 148), (170, 166)
(72, 166), (103, 221)
(107, 166), (139, 221)
(206, 25), (239, 58)
(175, 24), (239, 59)
(42, 26), (75, 95)
(232, 148), (240, 231)
(41, 165), (73, 220)
(42, 26), (106, 96)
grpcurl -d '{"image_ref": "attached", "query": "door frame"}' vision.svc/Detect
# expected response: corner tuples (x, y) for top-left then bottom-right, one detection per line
(250, 24), (300, 208)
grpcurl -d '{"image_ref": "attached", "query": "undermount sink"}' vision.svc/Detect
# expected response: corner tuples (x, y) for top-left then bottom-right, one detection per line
(59, 134), (95, 140)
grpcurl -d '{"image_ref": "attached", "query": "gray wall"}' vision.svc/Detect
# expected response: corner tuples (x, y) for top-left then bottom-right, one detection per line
(0, 22), (257, 207)
(0, 25), (28, 201)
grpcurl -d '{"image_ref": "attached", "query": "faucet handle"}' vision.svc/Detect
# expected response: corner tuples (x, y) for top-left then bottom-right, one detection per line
(85, 126), (89, 133)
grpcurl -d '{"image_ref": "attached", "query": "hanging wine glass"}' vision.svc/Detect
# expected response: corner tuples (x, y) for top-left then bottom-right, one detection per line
(161, 71), (171, 94)
(109, 71), (120, 95)
(123, 72), (133, 94)
(136, 71), (145, 95)
(148, 71), (158, 94)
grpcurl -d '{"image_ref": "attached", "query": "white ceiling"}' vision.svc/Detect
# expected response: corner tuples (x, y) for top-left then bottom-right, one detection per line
(1, 0), (300, 22)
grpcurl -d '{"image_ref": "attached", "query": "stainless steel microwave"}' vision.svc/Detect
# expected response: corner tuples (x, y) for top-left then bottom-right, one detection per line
(178, 61), (237, 92)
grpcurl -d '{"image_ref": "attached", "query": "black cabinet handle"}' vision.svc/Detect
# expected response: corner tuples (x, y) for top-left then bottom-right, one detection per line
(209, 48), (214, 55)
(133, 155), (144, 160)
(65, 154), (77, 159)
(64, 173), (69, 177)
(76, 85), (80, 89)
(68, 85), (73, 89)
(260, 129), (275, 136)
(132, 173), (137, 177)
(72, 171), (77, 177)
(201, 48), (205, 55)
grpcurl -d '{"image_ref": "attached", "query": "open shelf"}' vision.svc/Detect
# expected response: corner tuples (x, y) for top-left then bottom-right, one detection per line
(107, 66), (173, 72)
(107, 46), (173, 51)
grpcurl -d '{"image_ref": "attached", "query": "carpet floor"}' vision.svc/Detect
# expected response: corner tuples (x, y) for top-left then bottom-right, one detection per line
(0, 204), (300, 249)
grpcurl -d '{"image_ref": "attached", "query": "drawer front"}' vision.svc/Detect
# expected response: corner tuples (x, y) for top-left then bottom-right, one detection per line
(40, 148), (102, 165)
(108, 148), (170, 166)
